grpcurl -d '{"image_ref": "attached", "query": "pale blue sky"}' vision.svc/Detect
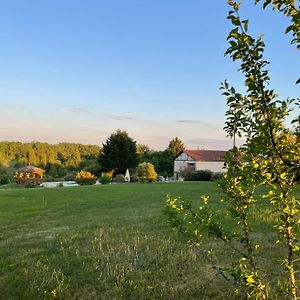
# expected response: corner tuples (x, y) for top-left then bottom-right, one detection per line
(0, 1), (298, 149)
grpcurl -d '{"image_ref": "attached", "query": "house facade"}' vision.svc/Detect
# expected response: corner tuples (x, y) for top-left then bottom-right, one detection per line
(174, 149), (227, 175)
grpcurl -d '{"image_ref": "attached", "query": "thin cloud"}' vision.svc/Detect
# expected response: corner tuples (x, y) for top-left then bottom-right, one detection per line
(72, 107), (91, 114)
(71, 106), (141, 122)
(177, 119), (221, 129)
(185, 137), (241, 150)
(109, 115), (135, 121)
(177, 120), (207, 124)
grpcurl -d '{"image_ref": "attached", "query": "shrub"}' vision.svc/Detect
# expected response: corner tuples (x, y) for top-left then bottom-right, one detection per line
(64, 172), (76, 181)
(75, 171), (97, 185)
(0, 174), (11, 185)
(159, 171), (169, 178)
(115, 174), (125, 183)
(191, 170), (212, 181)
(130, 174), (138, 182)
(178, 166), (195, 181)
(211, 172), (223, 181)
(100, 175), (111, 184)
(136, 162), (157, 183)
(180, 168), (213, 181)
(157, 175), (165, 182)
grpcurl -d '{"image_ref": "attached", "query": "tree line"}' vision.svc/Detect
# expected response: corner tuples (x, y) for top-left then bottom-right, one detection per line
(0, 133), (185, 183)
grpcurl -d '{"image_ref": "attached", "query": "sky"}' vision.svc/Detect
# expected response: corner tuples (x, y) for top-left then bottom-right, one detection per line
(0, 0), (299, 150)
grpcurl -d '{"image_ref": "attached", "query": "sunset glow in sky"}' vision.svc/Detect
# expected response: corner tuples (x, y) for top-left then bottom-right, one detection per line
(0, 1), (299, 150)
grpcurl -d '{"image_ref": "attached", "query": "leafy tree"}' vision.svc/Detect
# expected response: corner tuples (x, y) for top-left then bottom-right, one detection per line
(167, 137), (184, 157)
(136, 144), (150, 154)
(166, 1), (300, 298)
(140, 150), (174, 177)
(100, 130), (138, 175)
(136, 162), (157, 182)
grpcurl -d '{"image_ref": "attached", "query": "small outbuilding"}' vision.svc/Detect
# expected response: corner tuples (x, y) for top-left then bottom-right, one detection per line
(174, 149), (227, 176)
(15, 166), (44, 186)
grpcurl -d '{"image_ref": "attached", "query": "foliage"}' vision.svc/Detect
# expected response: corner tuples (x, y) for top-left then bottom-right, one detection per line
(100, 130), (138, 175)
(255, 0), (300, 53)
(191, 170), (213, 181)
(166, 1), (300, 299)
(0, 141), (101, 180)
(64, 172), (76, 181)
(179, 167), (213, 181)
(178, 166), (195, 180)
(75, 171), (97, 185)
(0, 174), (11, 185)
(211, 172), (224, 182)
(0, 164), (14, 185)
(136, 162), (157, 183)
(136, 144), (150, 155)
(180, 168), (213, 181)
(99, 175), (111, 185)
(179, 170), (223, 181)
(115, 174), (125, 183)
(139, 149), (174, 177)
(167, 137), (185, 157)
(130, 174), (139, 182)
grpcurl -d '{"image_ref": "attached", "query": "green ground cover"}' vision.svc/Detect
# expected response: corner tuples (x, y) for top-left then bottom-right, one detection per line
(0, 182), (299, 299)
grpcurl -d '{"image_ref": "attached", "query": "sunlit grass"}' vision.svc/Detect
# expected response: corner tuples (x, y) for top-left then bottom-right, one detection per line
(0, 182), (299, 299)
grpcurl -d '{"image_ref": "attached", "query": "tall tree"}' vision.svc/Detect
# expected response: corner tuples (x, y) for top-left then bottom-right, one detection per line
(100, 130), (138, 175)
(167, 137), (184, 157)
(136, 144), (150, 155)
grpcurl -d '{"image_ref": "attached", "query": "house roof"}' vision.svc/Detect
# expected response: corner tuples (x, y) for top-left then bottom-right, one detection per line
(17, 166), (44, 174)
(180, 149), (227, 162)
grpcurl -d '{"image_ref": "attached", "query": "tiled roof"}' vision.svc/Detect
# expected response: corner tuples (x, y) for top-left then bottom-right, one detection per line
(183, 149), (227, 162)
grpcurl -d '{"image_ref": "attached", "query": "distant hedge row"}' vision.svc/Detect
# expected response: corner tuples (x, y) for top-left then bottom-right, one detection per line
(183, 170), (223, 182)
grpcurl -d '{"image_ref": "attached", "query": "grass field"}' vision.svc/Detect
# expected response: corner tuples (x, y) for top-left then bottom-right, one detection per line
(0, 182), (299, 299)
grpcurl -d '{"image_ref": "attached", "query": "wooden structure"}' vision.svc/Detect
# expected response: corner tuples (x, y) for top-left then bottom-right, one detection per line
(15, 166), (44, 186)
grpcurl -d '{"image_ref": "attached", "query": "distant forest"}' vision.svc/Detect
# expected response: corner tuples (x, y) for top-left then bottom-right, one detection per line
(0, 140), (176, 183)
(0, 142), (101, 182)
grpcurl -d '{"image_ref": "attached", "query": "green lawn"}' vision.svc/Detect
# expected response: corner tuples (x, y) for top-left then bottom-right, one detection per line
(0, 182), (298, 299)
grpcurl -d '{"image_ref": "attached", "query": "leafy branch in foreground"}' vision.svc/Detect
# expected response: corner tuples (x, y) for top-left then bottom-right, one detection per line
(166, 1), (300, 299)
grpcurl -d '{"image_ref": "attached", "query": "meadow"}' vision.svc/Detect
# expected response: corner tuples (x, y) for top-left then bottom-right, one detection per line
(0, 182), (299, 299)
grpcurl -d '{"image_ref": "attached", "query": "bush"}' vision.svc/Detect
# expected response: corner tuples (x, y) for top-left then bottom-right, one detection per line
(211, 172), (223, 181)
(130, 174), (138, 183)
(64, 172), (76, 181)
(115, 174), (125, 183)
(0, 174), (11, 185)
(75, 171), (97, 185)
(100, 175), (111, 184)
(191, 170), (212, 181)
(157, 175), (165, 182)
(181, 169), (213, 181)
(159, 171), (169, 178)
(136, 162), (157, 183)
(178, 167), (195, 181)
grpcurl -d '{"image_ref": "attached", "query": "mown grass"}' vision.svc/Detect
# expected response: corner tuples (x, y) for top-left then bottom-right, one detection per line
(0, 182), (299, 299)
